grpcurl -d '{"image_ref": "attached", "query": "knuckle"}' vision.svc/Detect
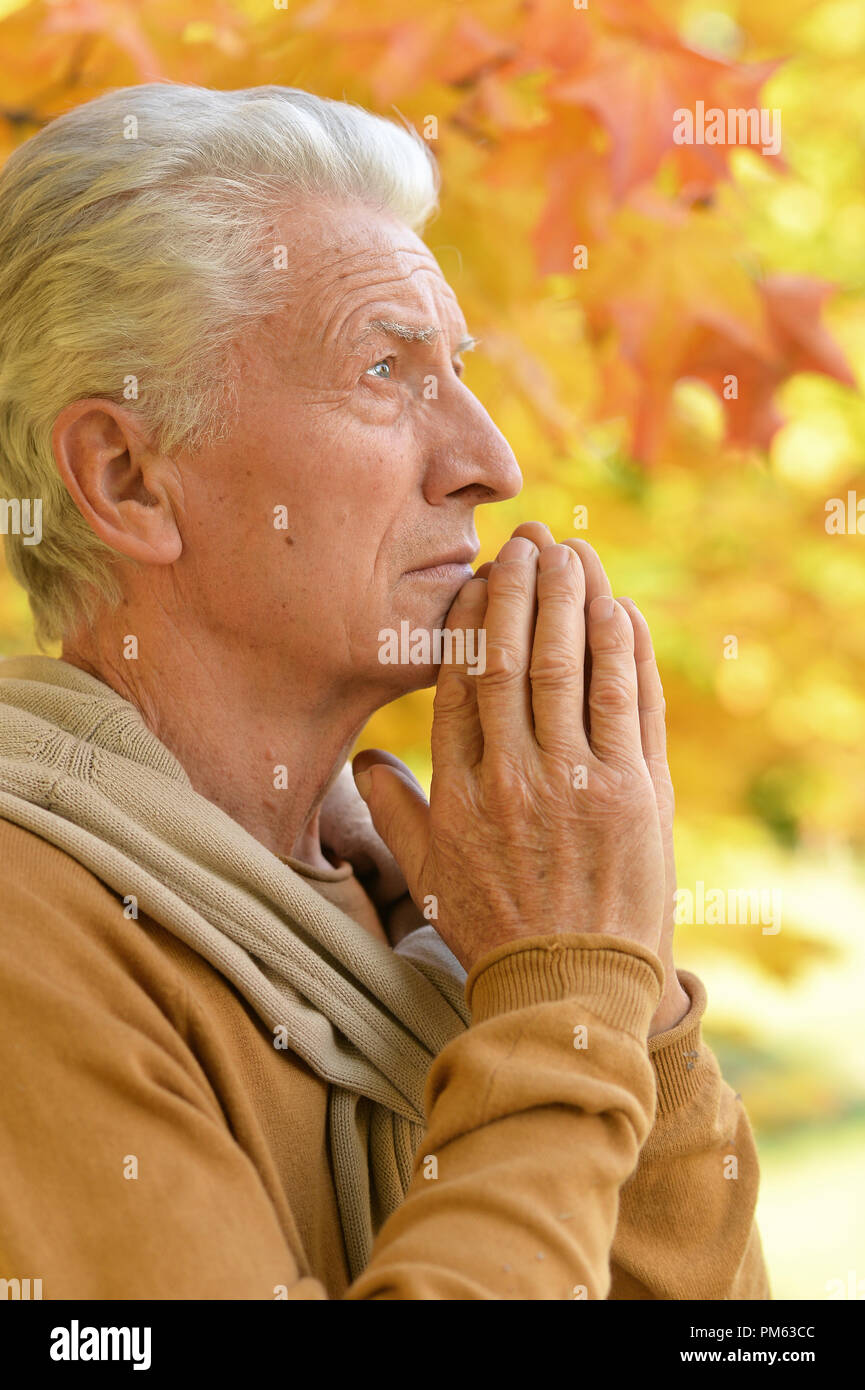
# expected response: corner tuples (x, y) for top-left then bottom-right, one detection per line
(589, 675), (636, 712)
(536, 589), (584, 620)
(639, 698), (666, 719)
(592, 765), (654, 810)
(483, 754), (534, 812)
(433, 675), (474, 713)
(529, 650), (580, 685)
(593, 617), (634, 653)
(486, 564), (533, 601)
(538, 570), (581, 597)
(478, 642), (524, 685)
(449, 577), (488, 618)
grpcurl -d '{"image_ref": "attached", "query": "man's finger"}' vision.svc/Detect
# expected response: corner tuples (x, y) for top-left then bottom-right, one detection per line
(352, 752), (430, 895)
(475, 536), (538, 753)
(618, 597), (667, 768)
(431, 574), (487, 772)
(585, 595), (642, 766)
(530, 543), (588, 756)
(562, 538), (613, 611)
(563, 538), (613, 736)
(474, 520), (554, 580)
(510, 519), (556, 552)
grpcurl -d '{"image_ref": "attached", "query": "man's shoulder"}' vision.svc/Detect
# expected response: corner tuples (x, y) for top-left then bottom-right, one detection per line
(0, 816), (234, 1036)
(1, 810), (326, 1129)
(0, 817), (192, 1025)
(1, 814), (169, 959)
(1, 813), (120, 919)
(0, 816), (321, 1092)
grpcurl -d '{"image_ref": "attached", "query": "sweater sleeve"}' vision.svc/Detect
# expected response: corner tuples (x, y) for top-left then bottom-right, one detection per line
(347, 933), (663, 1300)
(608, 968), (772, 1300)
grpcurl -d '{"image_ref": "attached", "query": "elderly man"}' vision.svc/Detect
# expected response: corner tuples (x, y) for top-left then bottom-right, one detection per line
(0, 83), (768, 1300)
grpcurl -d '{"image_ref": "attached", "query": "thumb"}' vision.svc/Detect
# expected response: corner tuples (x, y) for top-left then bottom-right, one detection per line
(352, 750), (430, 895)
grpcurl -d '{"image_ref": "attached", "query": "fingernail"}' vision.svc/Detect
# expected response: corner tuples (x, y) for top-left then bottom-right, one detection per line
(353, 770), (372, 801)
(590, 594), (615, 620)
(538, 544), (569, 571)
(497, 536), (536, 563)
(460, 575), (488, 600)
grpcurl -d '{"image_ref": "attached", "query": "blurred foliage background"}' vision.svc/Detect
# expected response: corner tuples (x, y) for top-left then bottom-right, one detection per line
(1, 0), (863, 1298)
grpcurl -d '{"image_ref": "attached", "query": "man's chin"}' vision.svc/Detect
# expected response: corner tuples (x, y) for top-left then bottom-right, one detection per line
(376, 654), (440, 698)
(373, 612), (486, 693)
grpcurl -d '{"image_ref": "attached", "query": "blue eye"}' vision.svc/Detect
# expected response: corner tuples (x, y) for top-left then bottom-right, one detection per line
(366, 358), (393, 379)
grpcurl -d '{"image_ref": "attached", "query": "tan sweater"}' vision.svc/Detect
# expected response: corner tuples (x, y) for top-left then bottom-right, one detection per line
(0, 816), (770, 1300)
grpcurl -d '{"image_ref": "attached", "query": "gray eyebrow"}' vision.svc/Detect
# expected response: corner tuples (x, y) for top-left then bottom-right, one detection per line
(368, 318), (440, 343)
(352, 319), (479, 353)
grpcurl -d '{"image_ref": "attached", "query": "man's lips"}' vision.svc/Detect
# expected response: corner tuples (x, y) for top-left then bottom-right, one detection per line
(402, 553), (478, 586)
(402, 548), (480, 582)
(403, 562), (475, 584)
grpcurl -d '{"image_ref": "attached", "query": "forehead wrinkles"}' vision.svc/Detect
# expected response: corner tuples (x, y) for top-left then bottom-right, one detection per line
(298, 243), (460, 348)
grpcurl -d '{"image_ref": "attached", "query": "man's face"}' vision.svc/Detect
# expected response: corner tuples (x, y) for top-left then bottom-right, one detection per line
(171, 198), (521, 698)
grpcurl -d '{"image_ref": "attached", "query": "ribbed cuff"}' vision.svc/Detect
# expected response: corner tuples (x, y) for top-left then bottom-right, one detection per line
(466, 932), (664, 1043)
(649, 968), (708, 1112)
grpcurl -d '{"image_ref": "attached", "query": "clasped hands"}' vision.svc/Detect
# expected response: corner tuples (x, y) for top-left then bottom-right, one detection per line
(321, 522), (690, 1038)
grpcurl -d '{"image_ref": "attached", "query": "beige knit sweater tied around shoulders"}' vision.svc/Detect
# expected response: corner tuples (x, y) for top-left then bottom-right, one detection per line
(0, 654), (771, 1299)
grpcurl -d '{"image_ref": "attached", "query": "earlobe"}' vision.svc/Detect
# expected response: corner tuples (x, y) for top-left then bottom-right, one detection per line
(52, 399), (182, 566)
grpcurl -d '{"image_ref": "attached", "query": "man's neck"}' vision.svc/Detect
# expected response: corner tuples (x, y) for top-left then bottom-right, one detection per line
(61, 620), (376, 868)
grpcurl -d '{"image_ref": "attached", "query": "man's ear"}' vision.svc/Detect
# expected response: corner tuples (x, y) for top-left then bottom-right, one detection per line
(52, 399), (182, 565)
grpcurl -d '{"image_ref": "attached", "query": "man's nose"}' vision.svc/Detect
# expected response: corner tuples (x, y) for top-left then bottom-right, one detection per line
(421, 381), (522, 506)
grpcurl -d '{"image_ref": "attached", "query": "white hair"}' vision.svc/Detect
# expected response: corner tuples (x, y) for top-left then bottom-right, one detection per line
(0, 82), (440, 644)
